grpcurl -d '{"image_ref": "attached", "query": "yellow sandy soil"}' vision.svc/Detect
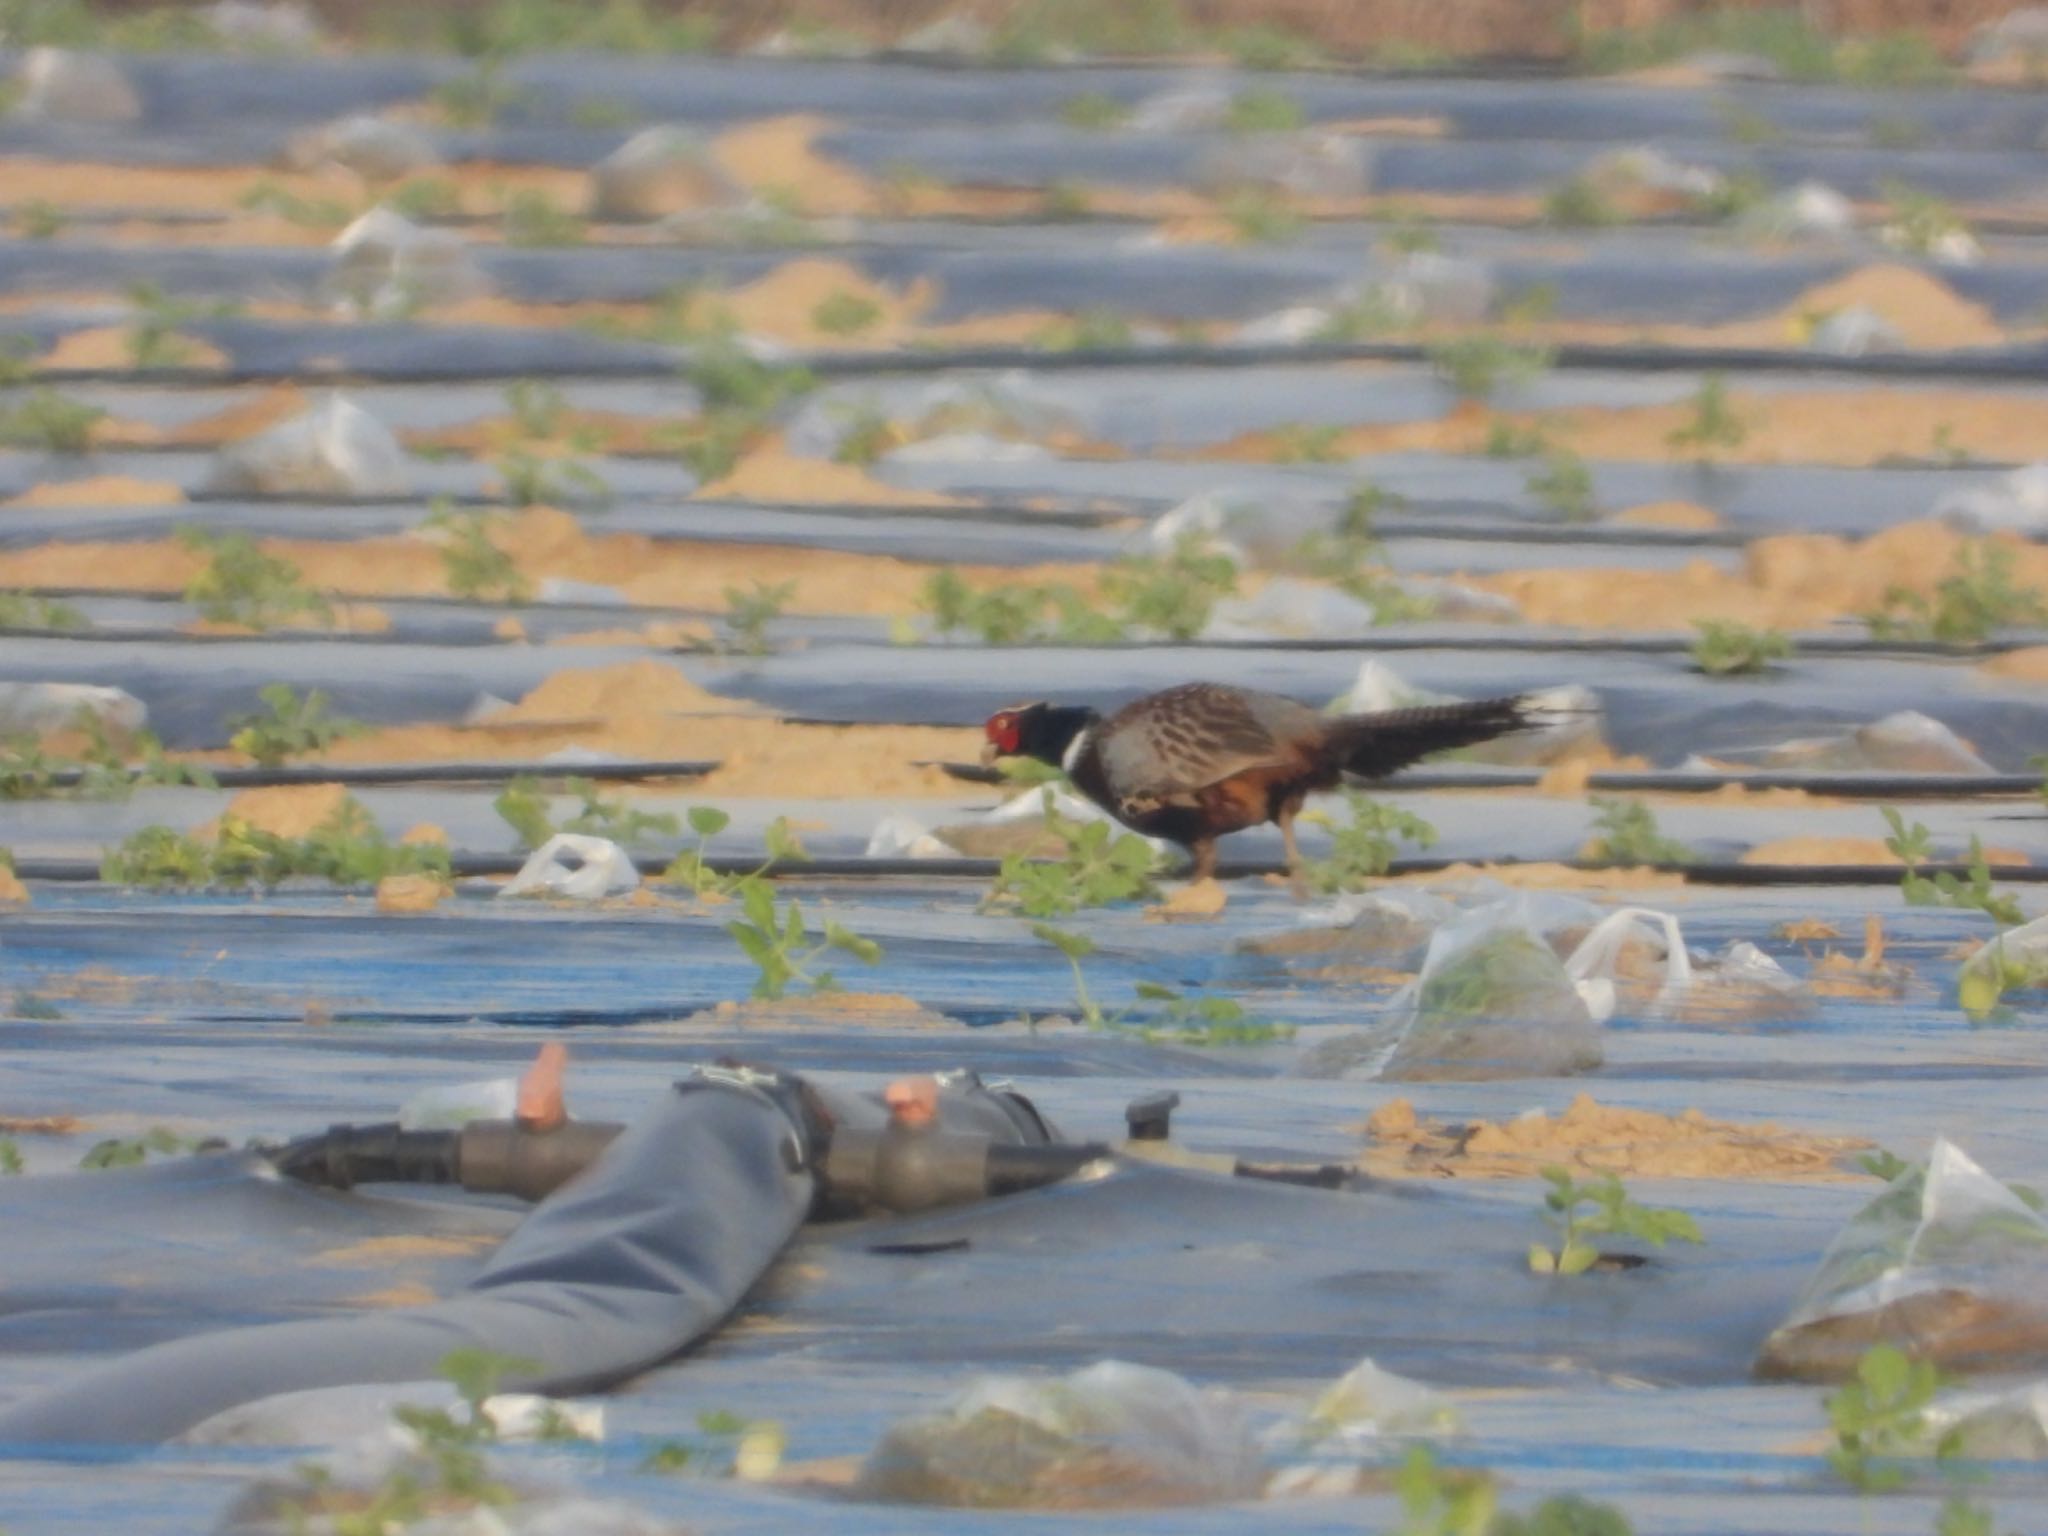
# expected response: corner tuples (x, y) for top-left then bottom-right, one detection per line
(287, 659), (979, 798)
(40, 325), (228, 372)
(1385, 860), (1686, 891)
(0, 505), (1084, 617)
(693, 444), (964, 504)
(201, 783), (353, 839)
(310, 1233), (497, 1266)
(1475, 520), (2048, 631)
(668, 992), (955, 1029)
(3, 475), (185, 508)
(374, 872), (449, 913)
(1361, 1093), (1871, 1180)
(1742, 834), (2030, 866)
(0, 866), (28, 904)
(1978, 646), (2048, 683)
(1610, 500), (1721, 530)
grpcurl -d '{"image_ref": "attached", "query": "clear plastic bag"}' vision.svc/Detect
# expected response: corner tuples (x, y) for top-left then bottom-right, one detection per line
(398, 1077), (518, 1131)
(204, 394), (411, 498)
(1380, 898), (1602, 1081)
(1563, 908), (1808, 1025)
(1959, 912), (2048, 1018)
(855, 1360), (1268, 1508)
(1756, 1139), (2048, 1381)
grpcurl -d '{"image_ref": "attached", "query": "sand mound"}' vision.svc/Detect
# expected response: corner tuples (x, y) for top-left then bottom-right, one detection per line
(204, 783), (353, 840)
(1791, 263), (2005, 351)
(710, 114), (875, 217)
(492, 659), (753, 724)
(1979, 646), (2048, 684)
(669, 992), (955, 1030)
(1361, 1093), (1871, 1180)
(1386, 860), (1686, 891)
(40, 325), (227, 372)
(693, 446), (962, 506)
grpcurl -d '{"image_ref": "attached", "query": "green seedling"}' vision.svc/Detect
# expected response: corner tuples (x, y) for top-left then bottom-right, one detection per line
(1880, 808), (2025, 927)
(1222, 21), (1314, 69)
(501, 187), (585, 246)
(0, 1138), (21, 1175)
(1960, 929), (2048, 1019)
(1130, 984), (1294, 1046)
(1035, 309), (1138, 351)
(433, 60), (530, 126)
(385, 177), (462, 219)
(662, 808), (805, 897)
(426, 504), (530, 603)
(662, 409), (758, 481)
(102, 800), (450, 890)
(1584, 797), (1696, 867)
(985, 792), (1164, 917)
(1380, 207), (1441, 255)
(1393, 1445), (1498, 1536)
(1040, 180), (1093, 221)
(1485, 417), (1553, 459)
(1031, 922), (1114, 1028)
(0, 712), (211, 802)
(80, 1126), (204, 1170)
(832, 407), (894, 466)
(1543, 175), (1624, 228)
(687, 340), (815, 414)
(810, 289), (883, 336)
(1099, 538), (1238, 641)
(1269, 422), (1345, 463)
(229, 684), (361, 767)
(1222, 88), (1304, 133)
(9, 994), (60, 1021)
(15, 199), (65, 240)
(1695, 168), (1771, 223)
(1221, 188), (1305, 245)
(1492, 1495), (1636, 1536)
(1690, 620), (1794, 675)
(179, 529), (332, 630)
(238, 178), (352, 229)
(1528, 1166), (1703, 1275)
(1858, 1148), (1915, 1184)
(122, 283), (239, 371)
(722, 578), (796, 656)
(641, 1409), (786, 1479)
(493, 775), (681, 851)
(1666, 373), (1748, 460)
(725, 876), (882, 1000)
(1880, 180), (1973, 258)
(0, 593), (86, 631)
(503, 379), (575, 442)
(491, 447), (610, 508)
(0, 387), (104, 453)
(1299, 792), (1438, 894)
(1826, 1343), (1953, 1492)
(1528, 448), (1595, 522)
(1059, 92), (1127, 130)
(1866, 542), (2048, 646)
(1427, 335), (1555, 402)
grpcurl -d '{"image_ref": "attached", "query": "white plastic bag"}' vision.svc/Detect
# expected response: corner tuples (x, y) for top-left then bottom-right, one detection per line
(501, 834), (640, 900)
(856, 1360), (1267, 1508)
(398, 1076), (518, 1130)
(865, 813), (951, 860)
(205, 394), (411, 498)
(1757, 1139), (2048, 1380)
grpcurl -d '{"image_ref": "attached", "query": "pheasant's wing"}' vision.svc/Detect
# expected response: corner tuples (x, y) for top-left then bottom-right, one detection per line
(1095, 684), (1322, 802)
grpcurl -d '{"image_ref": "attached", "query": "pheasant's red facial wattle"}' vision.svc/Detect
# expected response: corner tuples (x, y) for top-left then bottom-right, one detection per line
(983, 710), (1023, 756)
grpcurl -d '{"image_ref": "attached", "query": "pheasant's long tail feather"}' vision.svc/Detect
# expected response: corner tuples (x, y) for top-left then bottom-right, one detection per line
(1326, 693), (1549, 778)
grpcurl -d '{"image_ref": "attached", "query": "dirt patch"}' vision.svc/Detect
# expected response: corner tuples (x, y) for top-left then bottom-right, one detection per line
(710, 114), (877, 217)
(344, 1281), (438, 1308)
(1205, 384), (2048, 470)
(3, 475), (186, 509)
(1386, 860), (1687, 891)
(1145, 878), (1228, 921)
(0, 866), (28, 905)
(1979, 646), (2048, 684)
(490, 658), (753, 723)
(1476, 520), (2048, 631)
(375, 872), (448, 913)
(720, 257), (935, 348)
(310, 1233), (498, 1267)
(1744, 833), (2028, 867)
(1611, 500), (1721, 531)
(671, 992), (957, 1029)
(555, 618), (717, 649)
(693, 444), (965, 506)
(205, 783), (353, 839)
(1360, 1092), (1872, 1180)
(302, 659), (975, 796)
(40, 325), (228, 372)
(0, 1114), (81, 1135)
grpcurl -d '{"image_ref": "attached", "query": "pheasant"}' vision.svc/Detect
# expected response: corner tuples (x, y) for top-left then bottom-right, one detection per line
(982, 682), (1540, 888)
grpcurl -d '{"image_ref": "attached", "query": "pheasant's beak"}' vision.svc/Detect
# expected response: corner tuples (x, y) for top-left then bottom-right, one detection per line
(979, 741), (1001, 767)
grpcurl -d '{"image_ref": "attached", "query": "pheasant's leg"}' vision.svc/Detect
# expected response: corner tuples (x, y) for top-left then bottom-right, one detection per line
(1189, 838), (1218, 884)
(1278, 797), (1308, 900)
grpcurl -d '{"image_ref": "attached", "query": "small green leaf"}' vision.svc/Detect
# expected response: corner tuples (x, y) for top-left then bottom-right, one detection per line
(687, 806), (730, 837)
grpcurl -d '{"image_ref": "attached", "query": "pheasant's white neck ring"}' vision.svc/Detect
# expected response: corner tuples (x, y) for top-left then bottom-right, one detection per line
(1061, 726), (1094, 777)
